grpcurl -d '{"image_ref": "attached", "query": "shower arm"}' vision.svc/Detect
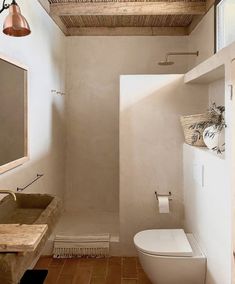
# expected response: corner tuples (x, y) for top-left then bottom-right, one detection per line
(165, 51), (199, 62)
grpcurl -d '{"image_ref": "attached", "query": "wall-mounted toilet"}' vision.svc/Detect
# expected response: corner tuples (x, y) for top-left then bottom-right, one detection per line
(134, 229), (206, 284)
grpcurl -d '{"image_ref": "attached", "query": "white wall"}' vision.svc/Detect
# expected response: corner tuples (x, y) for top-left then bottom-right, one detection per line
(209, 78), (225, 106)
(120, 75), (208, 254)
(231, 59), (235, 283)
(0, 1), (66, 198)
(182, 42), (235, 284)
(65, 36), (189, 214)
(183, 145), (229, 284)
(188, 8), (215, 69)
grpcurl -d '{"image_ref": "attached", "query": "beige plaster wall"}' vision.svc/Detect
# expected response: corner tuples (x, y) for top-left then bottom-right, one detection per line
(188, 8), (215, 69)
(65, 36), (189, 214)
(232, 59), (235, 284)
(0, 1), (66, 198)
(120, 75), (208, 254)
(183, 79), (228, 284)
(183, 41), (235, 284)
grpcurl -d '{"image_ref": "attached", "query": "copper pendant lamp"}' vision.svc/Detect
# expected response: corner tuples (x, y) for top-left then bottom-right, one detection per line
(0, 0), (30, 37)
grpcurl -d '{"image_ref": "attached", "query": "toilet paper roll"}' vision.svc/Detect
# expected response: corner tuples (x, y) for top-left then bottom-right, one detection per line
(158, 196), (170, 213)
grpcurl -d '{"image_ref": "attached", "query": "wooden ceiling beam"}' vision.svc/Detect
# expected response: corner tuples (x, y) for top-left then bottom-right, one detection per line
(206, 0), (215, 11)
(50, 2), (206, 16)
(37, 0), (69, 35)
(38, 0), (50, 13)
(51, 15), (69, 35)
(67, 27), (189, 36)
(187, 0), (215, 34)
(187, 15), (204, 34)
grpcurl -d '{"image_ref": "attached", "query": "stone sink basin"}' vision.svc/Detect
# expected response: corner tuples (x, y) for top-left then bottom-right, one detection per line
(0, 193), (62, 284)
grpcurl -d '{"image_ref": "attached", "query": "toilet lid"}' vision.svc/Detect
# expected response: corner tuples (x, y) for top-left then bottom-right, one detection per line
(134, 229), (193, 257)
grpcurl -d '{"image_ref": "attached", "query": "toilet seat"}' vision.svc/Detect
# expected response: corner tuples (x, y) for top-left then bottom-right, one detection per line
(134, 229), (193, 257)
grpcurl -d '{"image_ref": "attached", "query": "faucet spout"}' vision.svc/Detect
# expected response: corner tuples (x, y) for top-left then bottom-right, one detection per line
(0, 190), (17, 201)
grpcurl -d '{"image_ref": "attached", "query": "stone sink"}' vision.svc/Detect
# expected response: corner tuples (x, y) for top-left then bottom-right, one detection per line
(0, 193), (62, 284)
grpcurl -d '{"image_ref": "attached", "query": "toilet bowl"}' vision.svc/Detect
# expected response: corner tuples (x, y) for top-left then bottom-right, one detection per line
(134, 229), (206, 284)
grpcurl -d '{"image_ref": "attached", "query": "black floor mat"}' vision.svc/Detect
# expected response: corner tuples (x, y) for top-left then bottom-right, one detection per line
(20, 270), (48, 284)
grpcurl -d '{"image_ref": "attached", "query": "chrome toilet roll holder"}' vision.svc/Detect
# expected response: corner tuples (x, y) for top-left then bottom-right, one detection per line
(155, 191), (173, 201)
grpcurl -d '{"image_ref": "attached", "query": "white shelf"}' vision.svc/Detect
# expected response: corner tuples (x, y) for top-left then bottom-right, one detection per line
(184, 64), (225, 84)
(183, 143), (225, 160)
(183, 42), (233, 84)
(184, 40), (235, 85)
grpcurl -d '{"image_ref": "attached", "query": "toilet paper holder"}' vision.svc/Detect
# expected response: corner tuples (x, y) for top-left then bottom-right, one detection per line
(155, 191), (173, 201)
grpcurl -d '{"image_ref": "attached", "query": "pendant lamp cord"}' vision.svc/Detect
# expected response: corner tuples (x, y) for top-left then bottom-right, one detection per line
(0, 0), (9, 13)
(0, 0), (17, 14)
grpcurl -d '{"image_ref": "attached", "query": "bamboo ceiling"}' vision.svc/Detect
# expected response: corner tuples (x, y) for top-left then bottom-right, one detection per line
(44, 0), (212, 36)
(49, 0), (205, 3)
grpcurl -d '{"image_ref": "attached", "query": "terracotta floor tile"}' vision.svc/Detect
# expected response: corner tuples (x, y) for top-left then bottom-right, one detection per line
(49, 258), (65, 267)
(136, 259), (142, 269)
(74, 266), (92, 284)
(90, 277), (106, 284)
(35, 256), (150, 284)
(34, 256), (52, 269)
(106, 257), (121, 284)
(44, 266), (62, 284)
(57, 274), (75, 284)
(122, 258), (137, 278)
(92, 258), (108, 278)
(123, 257), (137, 263)
(109, 257), (122, 265)
(77, 258), (95, 268)
(122, 279), (138, 284)
(62, 259), (79, 275)
(137, 269), (152, 284)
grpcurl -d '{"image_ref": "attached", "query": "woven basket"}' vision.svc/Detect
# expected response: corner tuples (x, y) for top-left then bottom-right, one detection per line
(180, 113), (212, 147)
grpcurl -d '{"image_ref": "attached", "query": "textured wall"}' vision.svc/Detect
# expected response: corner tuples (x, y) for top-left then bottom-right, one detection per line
(183, 68), (232, 284)
(65, 36), (190, 213)
(188, 8), (215, 69)
(0, 1), (66, 198)
(184, 144), (229, 284)
(119, 75), (208, 254)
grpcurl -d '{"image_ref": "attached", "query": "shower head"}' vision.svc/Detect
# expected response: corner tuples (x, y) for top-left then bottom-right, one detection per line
(158, 51), (199, 67)
(158, 60), (174, 66)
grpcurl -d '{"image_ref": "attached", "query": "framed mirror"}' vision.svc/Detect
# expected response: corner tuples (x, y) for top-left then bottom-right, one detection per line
(0, 54), (28, 174)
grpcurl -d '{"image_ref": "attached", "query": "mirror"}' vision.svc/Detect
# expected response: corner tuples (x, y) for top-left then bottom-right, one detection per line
(0, 54), (28, 174)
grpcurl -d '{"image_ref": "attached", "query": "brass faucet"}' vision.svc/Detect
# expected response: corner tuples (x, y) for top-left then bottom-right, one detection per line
(0, 190), (17, 201)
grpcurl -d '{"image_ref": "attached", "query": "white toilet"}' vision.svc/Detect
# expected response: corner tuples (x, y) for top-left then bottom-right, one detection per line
(134, 229), (206, 284)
